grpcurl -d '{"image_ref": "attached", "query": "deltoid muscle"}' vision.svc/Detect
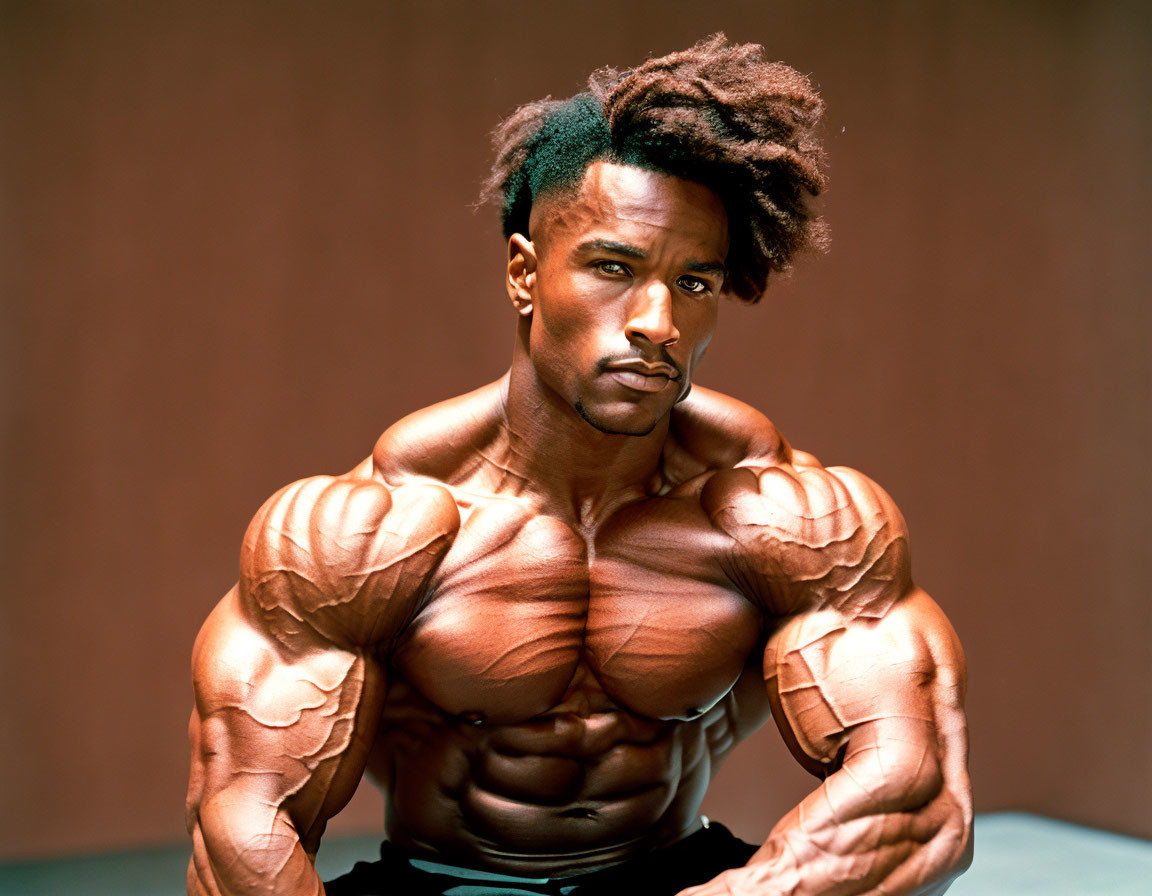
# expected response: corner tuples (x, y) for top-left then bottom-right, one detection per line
(186, 474), (458, 895)
(713, 463), (913, 620)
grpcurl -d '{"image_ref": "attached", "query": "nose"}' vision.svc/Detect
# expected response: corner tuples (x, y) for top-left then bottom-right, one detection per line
(625, 281), (679, 347)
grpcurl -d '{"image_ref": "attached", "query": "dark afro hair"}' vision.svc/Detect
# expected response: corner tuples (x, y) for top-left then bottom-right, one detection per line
(480, 34), (829, 303)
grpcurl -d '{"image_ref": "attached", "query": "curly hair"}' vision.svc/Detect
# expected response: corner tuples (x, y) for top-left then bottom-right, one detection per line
(481, 34), (828, 303)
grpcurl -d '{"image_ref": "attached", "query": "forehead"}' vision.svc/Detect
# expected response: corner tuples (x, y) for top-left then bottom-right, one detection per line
(530, 161), (729, 258)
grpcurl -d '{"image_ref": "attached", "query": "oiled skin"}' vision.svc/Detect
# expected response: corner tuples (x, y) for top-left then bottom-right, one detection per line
(187, 164), (971, 895)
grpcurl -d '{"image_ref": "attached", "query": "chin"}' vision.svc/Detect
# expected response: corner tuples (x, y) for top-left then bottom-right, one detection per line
(573, 399), (666, 437)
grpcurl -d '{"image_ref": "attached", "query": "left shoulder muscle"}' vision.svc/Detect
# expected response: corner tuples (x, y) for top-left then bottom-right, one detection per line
(704, 460), (912, 617)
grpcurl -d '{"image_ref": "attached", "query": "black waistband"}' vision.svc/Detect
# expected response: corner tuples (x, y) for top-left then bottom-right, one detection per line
(325, 822), (758, 896)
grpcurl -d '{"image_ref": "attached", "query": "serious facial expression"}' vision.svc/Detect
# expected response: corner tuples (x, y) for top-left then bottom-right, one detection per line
(513, 162), (729, 436)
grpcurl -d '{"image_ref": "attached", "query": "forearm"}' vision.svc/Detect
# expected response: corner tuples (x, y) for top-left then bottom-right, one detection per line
(188, 794), (324, 896)
(681, 731), (970, 896)
(751, 731), (968, 895)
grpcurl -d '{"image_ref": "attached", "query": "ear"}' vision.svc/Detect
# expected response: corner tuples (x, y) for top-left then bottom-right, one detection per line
(506, 233), (537, 317)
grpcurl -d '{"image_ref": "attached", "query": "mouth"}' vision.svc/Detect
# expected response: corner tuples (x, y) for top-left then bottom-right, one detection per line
(603, 359), (681, 394)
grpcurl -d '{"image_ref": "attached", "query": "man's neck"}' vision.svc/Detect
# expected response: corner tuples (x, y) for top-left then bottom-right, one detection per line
(495, 363), (670, 531)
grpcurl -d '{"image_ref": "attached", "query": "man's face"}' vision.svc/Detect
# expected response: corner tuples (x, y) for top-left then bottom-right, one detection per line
(513, 162), (729, 436)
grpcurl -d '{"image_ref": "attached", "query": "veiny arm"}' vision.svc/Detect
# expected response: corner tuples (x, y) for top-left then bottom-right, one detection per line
(694, 463), (971, 895)
(186, 474), (458, 895)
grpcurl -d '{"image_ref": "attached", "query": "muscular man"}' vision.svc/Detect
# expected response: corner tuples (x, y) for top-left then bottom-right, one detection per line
(187, 36), (971, 896)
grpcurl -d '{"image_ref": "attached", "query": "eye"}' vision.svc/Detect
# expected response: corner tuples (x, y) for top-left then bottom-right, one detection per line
(595, 260), (631, 277)
(676, 275), (712, 295)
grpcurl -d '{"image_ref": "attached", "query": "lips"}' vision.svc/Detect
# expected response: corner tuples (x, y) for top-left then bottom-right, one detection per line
(607, 368), (671, 392)
(603, 360), (681, 393)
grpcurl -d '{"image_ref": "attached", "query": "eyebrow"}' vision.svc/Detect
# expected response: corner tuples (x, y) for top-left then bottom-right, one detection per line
(576, 239), (727, 276)
(576, 238), (647, 259)
(684, 259), (727, 277)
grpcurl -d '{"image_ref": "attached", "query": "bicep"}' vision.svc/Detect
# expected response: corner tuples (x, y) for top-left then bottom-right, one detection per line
(189, 589), (386, 850)
(764, 586), (967, 797)
(753, 589), (972, 893)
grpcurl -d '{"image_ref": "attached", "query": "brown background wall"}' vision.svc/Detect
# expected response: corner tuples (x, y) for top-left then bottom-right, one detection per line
(2, 0), (1149, 861)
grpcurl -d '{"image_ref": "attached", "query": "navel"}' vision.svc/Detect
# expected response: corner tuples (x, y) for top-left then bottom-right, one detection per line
(558, 806), (600, 820)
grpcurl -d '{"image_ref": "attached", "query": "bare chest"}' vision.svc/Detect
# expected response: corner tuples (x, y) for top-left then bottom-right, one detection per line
(391, 495), (763, 723)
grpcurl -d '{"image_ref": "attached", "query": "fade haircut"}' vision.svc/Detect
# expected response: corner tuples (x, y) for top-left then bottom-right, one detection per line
(481, 34), (828, 303)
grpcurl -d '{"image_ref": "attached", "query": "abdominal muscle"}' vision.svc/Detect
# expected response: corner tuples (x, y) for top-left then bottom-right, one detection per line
(366, 662), (745, 876)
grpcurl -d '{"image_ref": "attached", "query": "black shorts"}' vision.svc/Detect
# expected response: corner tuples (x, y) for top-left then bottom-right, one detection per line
(325, 821), (758, 896)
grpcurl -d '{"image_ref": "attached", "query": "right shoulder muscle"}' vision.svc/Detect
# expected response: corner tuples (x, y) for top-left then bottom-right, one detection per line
(239, 474), (459, 650)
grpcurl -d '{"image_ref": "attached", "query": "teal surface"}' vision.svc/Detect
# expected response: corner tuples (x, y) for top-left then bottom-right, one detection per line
(949, 812), (1152, 896)
(1, 813), (1149, 895)
(0, 836), (380, 896)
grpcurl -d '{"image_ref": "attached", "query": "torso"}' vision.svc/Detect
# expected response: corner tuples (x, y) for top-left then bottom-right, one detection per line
(364, 383), (785, 874)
